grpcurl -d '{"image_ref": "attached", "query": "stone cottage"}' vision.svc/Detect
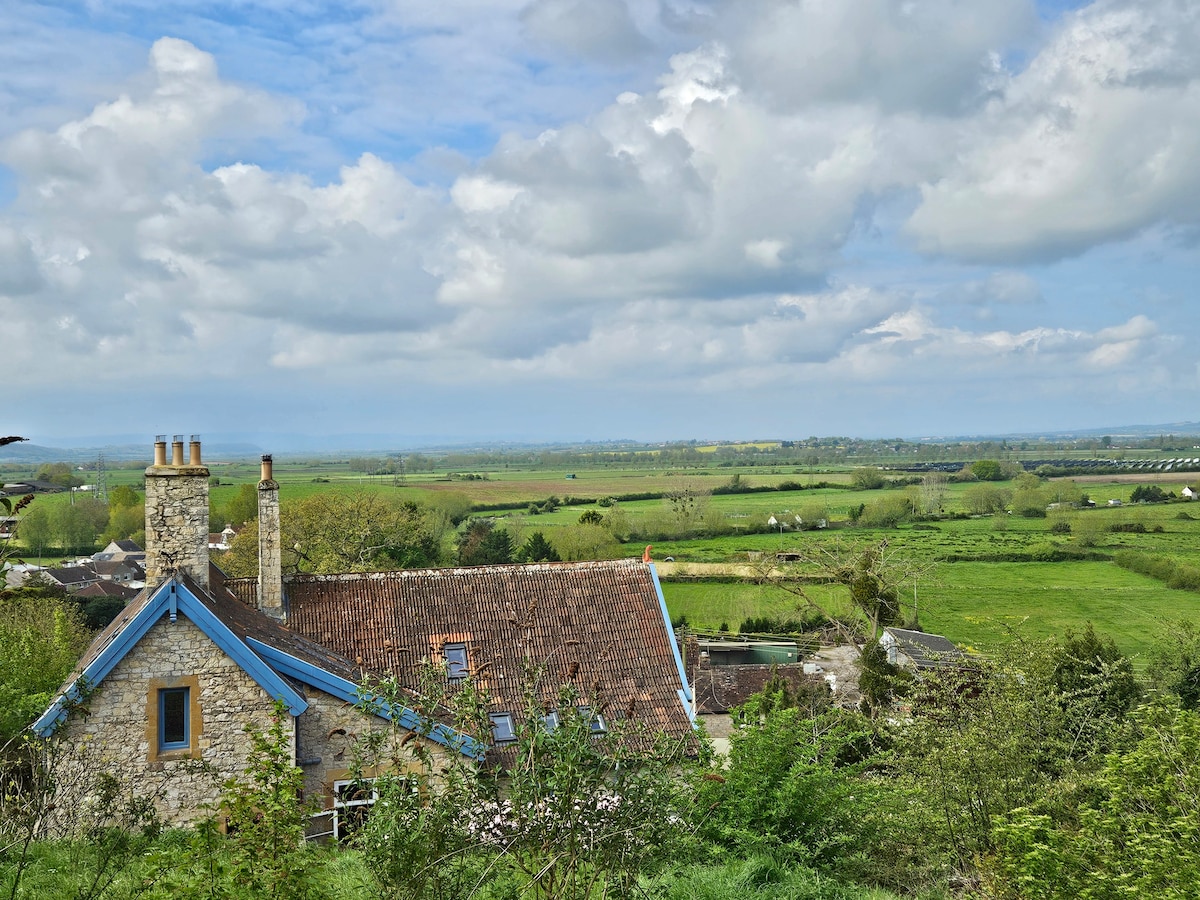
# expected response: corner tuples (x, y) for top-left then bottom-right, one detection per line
(36, 436), (694, 836)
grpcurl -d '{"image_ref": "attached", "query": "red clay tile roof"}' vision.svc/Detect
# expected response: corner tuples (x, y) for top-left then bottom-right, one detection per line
(64, 566), (364, 698)
(229, 559), (693, 747)
(75, 580), (139, 600)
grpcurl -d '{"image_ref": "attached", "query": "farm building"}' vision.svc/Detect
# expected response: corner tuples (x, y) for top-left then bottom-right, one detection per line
(880, 627), (965, 670)
(35, 437), (695, 835)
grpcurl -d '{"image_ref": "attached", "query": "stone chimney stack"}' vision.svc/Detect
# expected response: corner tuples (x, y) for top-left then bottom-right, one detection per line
(257, 454), (284, 620)
(145, 433), (210, 590)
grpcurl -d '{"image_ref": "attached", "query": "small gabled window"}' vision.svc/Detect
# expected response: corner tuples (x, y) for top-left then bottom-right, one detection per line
(542, 710), (560, 733)
(444, 643), (469, 682)
(489, 712), (516, 744)
(159, 687), (189, 751)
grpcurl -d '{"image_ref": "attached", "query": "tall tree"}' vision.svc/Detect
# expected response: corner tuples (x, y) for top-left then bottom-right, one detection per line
(286, 493), (447, 573)
(457, 519), (513, 566)
(517, 531), (560, 563)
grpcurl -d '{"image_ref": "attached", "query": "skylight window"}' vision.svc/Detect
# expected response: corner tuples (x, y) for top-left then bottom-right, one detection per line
(489, 712), (516, 743)
(577, 705), (607, 734)
(444, 643), (469, 681)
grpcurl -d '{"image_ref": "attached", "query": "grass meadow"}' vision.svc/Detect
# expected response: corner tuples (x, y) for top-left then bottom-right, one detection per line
(12, 453), (1200, 664)
(652, 499), (1200, 661)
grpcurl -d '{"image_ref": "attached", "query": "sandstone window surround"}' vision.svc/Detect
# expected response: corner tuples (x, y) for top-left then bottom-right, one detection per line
(146, 674), (203, 762)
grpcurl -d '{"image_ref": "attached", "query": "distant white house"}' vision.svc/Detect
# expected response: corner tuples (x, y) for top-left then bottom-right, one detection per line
(208, 524), (238, 552)
(1183, 487), (1198, 501)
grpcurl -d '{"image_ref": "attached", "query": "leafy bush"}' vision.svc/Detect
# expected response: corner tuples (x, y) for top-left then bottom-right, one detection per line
(694, 707), (888, 867)
(740, 615), (827, 635)
(857, 495), (912, 529)
(0, 587), (91, 742)
(1113, 551), (1200, 593)
(354, 672), (695, 900)
(970, 460), (1004, 481)
(850, 469), (885, 490)
(1130, 484), (1168, 503)
(217, 701), (321, 898)
(986, 703), (1200, 899)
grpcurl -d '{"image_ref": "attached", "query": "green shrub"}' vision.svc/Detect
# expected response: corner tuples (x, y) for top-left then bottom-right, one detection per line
(694, 707), (888, 869)
(858, 495), (912, 528)
(986, 703), (1200, 899)
(850, 469), (885, 491)
(1113, 551), (1200, 594)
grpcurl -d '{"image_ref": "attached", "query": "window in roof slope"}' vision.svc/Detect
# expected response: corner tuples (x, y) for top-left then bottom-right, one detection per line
(444, 643), (469, 681)
(577, 706), (607, 734)
(489, 712), (516, 743)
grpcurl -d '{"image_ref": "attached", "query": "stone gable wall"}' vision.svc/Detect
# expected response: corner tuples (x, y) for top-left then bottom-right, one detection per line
(51, 615), (280, 829)
(48, 613), (458, 835)
(297, 689), (455, 815)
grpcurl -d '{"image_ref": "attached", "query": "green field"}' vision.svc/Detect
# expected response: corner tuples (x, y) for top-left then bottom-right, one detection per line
(9, 452), (1200, 665)
(660, 558), (1198, 663)
(661, 580), (853, 632)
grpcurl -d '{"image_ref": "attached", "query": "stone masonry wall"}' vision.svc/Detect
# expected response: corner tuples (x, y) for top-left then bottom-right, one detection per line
(51, 615), (281, 829)
(297, 689), (454, 815)
(144, 468), (210, 590)
(257, 480), (283, 617)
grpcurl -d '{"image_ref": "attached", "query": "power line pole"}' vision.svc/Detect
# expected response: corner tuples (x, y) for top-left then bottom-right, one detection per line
(95, 452), (108, 502)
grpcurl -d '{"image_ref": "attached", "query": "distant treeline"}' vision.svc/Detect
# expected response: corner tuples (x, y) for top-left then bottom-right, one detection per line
(470, 480), (837, 514)
(1114, 550), (1200, 592)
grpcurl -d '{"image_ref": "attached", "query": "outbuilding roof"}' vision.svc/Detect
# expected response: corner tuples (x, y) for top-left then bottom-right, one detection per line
(881, 627), (964, 669)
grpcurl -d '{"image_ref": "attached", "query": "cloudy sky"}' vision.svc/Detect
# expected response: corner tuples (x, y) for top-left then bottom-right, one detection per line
(4, 0), (1198, 447)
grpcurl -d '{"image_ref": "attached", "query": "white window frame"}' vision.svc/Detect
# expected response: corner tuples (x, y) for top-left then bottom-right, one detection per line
(577, 705), (607, 734)
(332, 778), (378, 841)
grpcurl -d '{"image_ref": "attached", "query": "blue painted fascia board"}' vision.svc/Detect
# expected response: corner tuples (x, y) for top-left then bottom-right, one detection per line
(649, 563), (695, 722)
(174, 586), (307, 716)
(33, 578), (306, 737)
(34, 584), (176, 736)
(246, 638), (484, 760)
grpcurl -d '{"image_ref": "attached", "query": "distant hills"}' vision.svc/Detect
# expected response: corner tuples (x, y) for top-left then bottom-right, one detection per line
(0, 441), (265, 465)
(3, 423), (1199, 465)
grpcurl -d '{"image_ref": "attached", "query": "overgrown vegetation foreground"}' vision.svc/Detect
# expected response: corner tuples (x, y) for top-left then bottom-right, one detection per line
(3, 583), (1200, 899)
